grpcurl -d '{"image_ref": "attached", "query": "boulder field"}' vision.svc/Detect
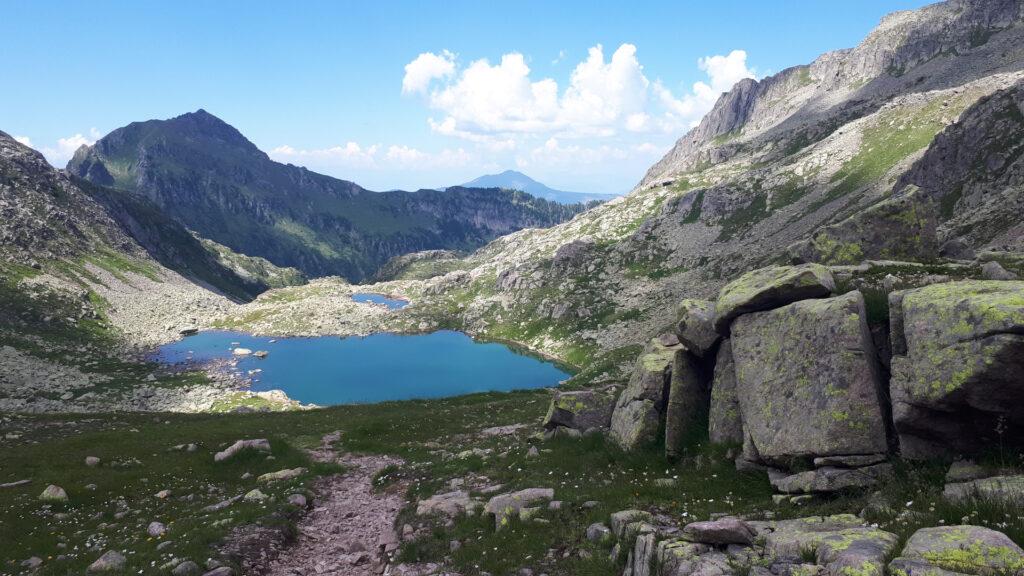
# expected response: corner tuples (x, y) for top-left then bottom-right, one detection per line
(544, 263), (1024, 498)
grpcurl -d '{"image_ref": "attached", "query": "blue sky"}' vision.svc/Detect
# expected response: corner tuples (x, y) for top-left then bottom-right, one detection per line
(1, 0), (933, 193)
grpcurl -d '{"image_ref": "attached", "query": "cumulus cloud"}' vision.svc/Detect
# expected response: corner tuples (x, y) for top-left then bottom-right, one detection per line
(37, 129), (102, 166)
(402, 50), (456, 94)
(13, 135), (32, 147)
(656, 50), (755, 128)
(405, 44), (756, 141)
(270, 141), (474, 171)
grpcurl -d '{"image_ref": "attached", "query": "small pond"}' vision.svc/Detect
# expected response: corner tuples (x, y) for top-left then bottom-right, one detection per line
(152, 330), (570, 405)
(351, 292), (408, 310)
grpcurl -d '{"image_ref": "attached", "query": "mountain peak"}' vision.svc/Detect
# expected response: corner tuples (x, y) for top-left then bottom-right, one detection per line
(461, 170), (617, 205)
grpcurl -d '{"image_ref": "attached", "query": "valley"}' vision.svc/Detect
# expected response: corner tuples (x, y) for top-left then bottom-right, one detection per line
(3, 1), (1024, 575)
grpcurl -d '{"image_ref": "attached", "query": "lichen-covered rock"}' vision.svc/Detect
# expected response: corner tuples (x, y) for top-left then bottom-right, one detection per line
(664, 349), (707, 460)
(788, 185), (938, 265)
(890, 526), (1024, 576)
(416, 490), (480, 518)
(674, 299), (720, 357)
(731, 291), (888, 464)
(542, 386), (617, 431)
(714, 264), (835, 333)
(770, 463), (894, 494)
(943, 475), (1024, 504)
(483, 488), (554, 530)
(889, 281), (1024, 458)
(656, 539), (715, 576)
(763, 515), (897, 576)
(610, 509), (653, 538)
(88, 550), (127, 573)
(610, 337), (682, 451)
(681, 517), (755, 545)
(945, 460), (988, 483)
(708, 340), (743, 445)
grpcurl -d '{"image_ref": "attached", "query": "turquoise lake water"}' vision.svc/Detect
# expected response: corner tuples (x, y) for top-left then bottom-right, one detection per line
(351, 293), (408, 310)
(152, 330), (570, 405)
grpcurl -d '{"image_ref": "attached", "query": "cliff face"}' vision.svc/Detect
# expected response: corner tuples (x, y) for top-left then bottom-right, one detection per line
(642, 0), (1024, 188)
(68, 111), (586, 282)
(0, 131), (268, 301)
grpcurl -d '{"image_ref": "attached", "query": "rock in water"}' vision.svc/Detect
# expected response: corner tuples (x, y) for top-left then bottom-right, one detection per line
(610, 337), (682, 451)
(674, 299), (720, 357)
(889, 526), (1024, 576)
(664, 349), (707, 460)
(889, 281), (1024, 458)
(731, 291), (888, 464)
(88, 550), (126, 572)
(714, 264), (835, 333)
(708, 339), (743, 445)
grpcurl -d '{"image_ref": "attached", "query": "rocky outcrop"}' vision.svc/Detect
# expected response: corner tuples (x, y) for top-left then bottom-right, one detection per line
(542, 386), (618, 432)
(731, 291), (889, 464)
(714, 265), (836, 333)
(897, 78), (1024, 252)
(674, 299), (720, 357)
(707, 340), (743, 445)
(663, 349), (707, 460)
(788, 185), (939, 265)
(889, 281), (1024, 458)
(889, 525), (1024, 576)
(610, 337), (683, 450)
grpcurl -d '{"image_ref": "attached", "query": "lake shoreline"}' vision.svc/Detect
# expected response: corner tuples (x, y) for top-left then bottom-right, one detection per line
(150, 328), (571, 409)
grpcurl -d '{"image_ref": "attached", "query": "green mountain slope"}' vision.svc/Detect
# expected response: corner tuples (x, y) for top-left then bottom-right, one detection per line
(68, 111), (586, 281)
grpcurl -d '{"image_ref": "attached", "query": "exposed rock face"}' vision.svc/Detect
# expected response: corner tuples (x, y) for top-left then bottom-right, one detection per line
(889, 525), (1024, 576)
(681, 517), (755, 546)
(663, 349), (707, 460)
(897, 79), (1024, 252)
(673, 299), (720, 357)
(789, 185), (938, 264)
(483, 488), (554, 530)
(610, 337), (683, 450)
(708, 340), (743, 445)
(714, 265), (836, 333)
(643, 0), (1024, 187)
(542, 387), (618, 432)
(889, 281), (1024, 458)
(731, 291), (888, 465)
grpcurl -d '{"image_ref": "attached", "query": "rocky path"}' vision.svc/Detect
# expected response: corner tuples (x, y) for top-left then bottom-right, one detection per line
(265, 432), (407, 576)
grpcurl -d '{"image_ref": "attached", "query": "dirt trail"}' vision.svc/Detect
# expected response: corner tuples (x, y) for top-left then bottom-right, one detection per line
(265, 433), (406, 576)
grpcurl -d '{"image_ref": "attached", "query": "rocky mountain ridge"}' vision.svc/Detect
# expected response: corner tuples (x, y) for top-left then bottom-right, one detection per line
(68, 111), (587, 282)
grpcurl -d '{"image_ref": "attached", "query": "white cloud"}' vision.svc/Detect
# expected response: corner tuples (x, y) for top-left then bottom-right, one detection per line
(38, 130), (99, 166)
(402, 50), (456, 94)
(271, 142), (379, 168)
(656, 49), (755, 129)
(13, 135), (32, 147)
(270, 141), (474, 172)
(552, 49), (566, 65)
(405, 44), (756, 141)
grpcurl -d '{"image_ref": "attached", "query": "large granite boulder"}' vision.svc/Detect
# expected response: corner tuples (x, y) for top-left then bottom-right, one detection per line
(731, 291), (888, 465)
(708, 340), (743, 445)
(889, 281), (1024, 458)
(714, 264), (835, 333)
(762, 515), (898, 576)
(542, 386), (618, 432)
(664, 349), (707, 460)
(770, 463), (894, 494)
(674, 299), (720, 357)
(889, 526), (1024, 576)
(610, 337), (683, 451)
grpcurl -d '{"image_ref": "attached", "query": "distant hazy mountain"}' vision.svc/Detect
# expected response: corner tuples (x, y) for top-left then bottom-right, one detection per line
(460, 170), (619, 205)
(68, 111), (587, 281)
